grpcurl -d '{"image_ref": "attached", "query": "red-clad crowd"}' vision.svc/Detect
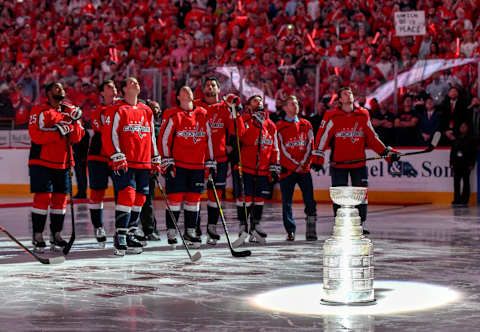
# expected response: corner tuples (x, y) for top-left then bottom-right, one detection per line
(0, 0), (480, 136)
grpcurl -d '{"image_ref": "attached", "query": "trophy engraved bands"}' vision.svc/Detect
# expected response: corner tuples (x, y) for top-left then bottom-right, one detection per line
(322, 186), (375, 305)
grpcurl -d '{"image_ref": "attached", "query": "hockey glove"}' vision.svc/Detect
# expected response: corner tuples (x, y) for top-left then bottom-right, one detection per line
(55, 123), (74, 136)
(69, 107), (83, 121)
(252, 111), (266, 126)
(111, 153), (128, 176)
(269, 164), (281, 184)
(151, 155), (162, 174)
(381, 146), (401, 164)
(161, 157), (176, 179)
(311, 149), (325, 167)
(224, 93), (243, 118)
(205, 159), (217, 178)
(61, 104), (83, 121)
(310, 164), (325, 173)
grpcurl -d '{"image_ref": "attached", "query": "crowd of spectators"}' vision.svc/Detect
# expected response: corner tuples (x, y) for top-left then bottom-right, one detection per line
(0, 0), (480, 146)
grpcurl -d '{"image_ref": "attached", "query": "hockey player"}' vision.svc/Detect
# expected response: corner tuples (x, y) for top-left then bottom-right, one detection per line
(234, 95), (280, 245)
(28, 82), (85, 252)
(158, 86), (215, 248)
(102, 77), (161, 256)
(87, 80), (117, 247)
(311, 87), (399, 234)
(194, 76), (244, 245)
(276, 96), (317, 241)
(139, 99), (162, 241)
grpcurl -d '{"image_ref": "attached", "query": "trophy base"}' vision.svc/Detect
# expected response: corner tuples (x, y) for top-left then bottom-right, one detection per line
(320, 298), (377, 306)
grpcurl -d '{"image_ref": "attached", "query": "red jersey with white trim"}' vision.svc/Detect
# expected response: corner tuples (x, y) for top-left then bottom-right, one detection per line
(28, 102), (85, 169)
(194, 99), (245, 163)
(239, 114), (279, 176)
(276, 118), (314, 174)
(158, 106), (214, 170)
(102, 100), (158, 169)
(159, 106), (181, 127)
(314, 107), (386, 168)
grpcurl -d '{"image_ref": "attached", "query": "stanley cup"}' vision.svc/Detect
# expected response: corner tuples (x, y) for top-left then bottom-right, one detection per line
(322, 186), (375, 304)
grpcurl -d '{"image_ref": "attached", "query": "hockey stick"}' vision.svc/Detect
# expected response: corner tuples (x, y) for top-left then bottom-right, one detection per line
(154, 176), (201, 262)
(332, 131), (441, 165)
(0, 226), (65, 264)
(208, 174), (251, 257)
(226, 99), (249, 247)
(63, 135), (76, 255)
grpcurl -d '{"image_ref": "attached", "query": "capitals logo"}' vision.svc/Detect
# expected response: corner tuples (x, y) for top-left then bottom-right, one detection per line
(177, 123), (206, 143)
(256, 132), (273, 147)
(336, 122), (364, 143)
(285, 133), (307, 150)
(123, 116), (151, 139)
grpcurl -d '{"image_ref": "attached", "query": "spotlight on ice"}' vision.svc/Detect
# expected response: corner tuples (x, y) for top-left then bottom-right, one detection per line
(251, 281), (461, 316)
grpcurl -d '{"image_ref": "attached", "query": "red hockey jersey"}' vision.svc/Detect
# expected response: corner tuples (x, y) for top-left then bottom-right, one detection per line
(194, 99), (245, 163)
(28, 103), (85, 169)
(276, 118), (314, 175)
(314, 107), (386, 168)
(239, 114), (279, 176)
(158, 106), (213, 170)
(102, 100), (158, 169)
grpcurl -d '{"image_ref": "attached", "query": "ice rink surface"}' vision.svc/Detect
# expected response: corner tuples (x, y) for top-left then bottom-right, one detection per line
(1, 200), (480, 331)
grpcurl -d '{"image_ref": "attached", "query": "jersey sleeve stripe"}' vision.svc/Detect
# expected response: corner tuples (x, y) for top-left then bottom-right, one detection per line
(162, 119), (174, 157)
(150, 114), (159, 156)
(38, 112), (57, 131)
(112, 112), (121, 153)
(278, 132), (300, 166)
(317, 119), (334, 151)
(299, 128), (314, 166)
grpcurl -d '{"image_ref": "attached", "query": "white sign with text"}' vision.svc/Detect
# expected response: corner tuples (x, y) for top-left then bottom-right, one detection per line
(394, 11), (426, 36)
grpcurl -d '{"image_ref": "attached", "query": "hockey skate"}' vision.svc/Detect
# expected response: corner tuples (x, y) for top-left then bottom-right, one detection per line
(206, 224), (220, 245)
(113, 230), (127, 256)
(167, 229), (178, 248)
(32, 232), (46, 253)
(130, 227), (147, 246)
(126, 232), (143, 254)
(184, 228), (201, 249)
(232, 224), (249, 248)
(95, 227), (107, 248)
(361, 222), (370, 235)
(249, 222), (267, 245)
(50, 232), (67, 251)
(286, 232), (295, 241)
(146, 231), (161, 241)
(306, 216), (318, 241)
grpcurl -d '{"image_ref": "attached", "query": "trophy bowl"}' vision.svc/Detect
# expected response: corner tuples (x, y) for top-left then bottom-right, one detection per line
(329, 187), (367, 206)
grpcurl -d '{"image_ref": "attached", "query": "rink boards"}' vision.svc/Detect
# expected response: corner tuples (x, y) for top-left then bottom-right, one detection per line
(0, 145), (477, 205)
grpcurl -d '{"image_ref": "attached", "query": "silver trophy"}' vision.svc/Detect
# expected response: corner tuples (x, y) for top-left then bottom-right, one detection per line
(322, 186), (375, 305)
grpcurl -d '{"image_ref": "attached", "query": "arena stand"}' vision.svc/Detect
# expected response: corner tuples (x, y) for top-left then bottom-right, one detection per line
(0, 0), (479, 204)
